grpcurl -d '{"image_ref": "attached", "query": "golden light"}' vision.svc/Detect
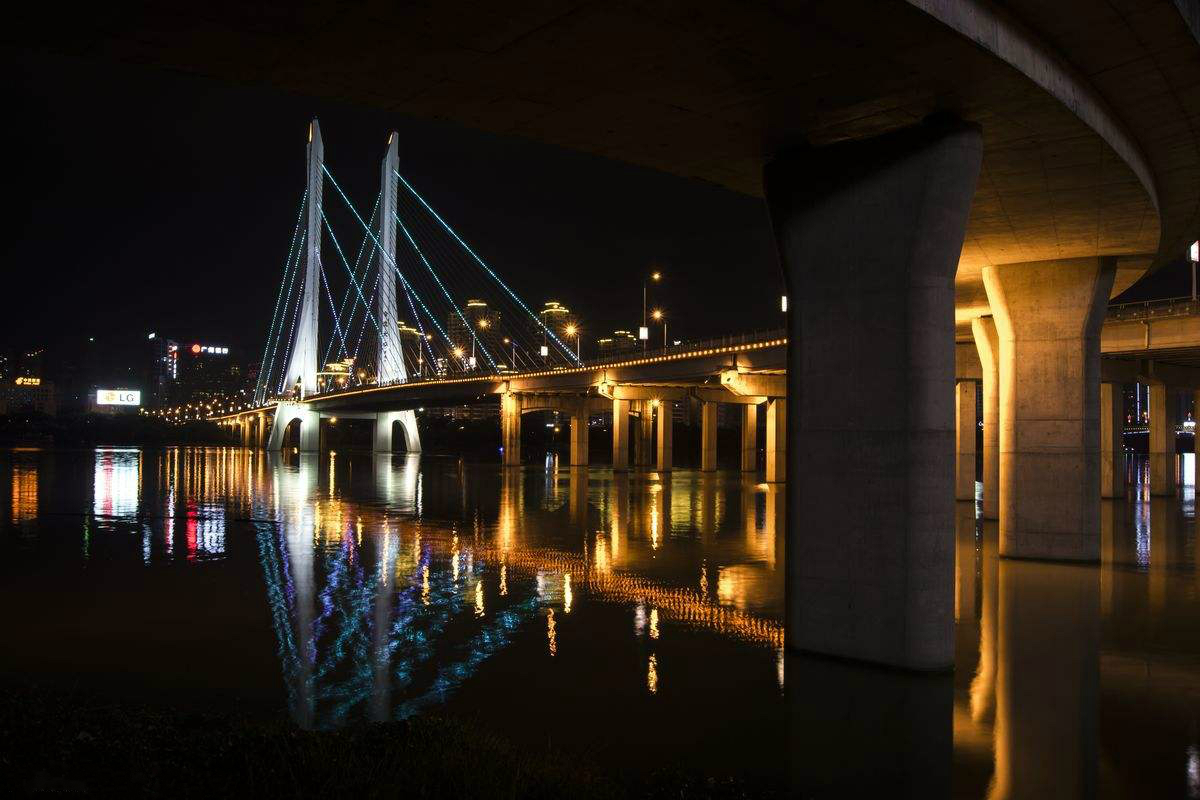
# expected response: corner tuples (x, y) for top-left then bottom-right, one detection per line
(651, 271), (662, 281)
(478, 318), (490, 329)
(453, 347), (465, 358)
(651, 309), (664, 321)
(564, 323), (577, 337)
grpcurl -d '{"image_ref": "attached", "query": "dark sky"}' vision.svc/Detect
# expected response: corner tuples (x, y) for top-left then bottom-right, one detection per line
(1, 48), (784, 360)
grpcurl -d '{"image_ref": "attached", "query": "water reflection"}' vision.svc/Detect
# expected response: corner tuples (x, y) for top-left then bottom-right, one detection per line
(5, 448), (1200, 794)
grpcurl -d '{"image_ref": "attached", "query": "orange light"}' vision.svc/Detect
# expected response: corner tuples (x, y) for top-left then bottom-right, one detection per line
(191, 344), (201, 353)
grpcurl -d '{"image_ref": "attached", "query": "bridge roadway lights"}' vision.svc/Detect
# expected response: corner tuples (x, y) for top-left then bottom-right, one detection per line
(972, 317), (1001, 519)
(765, 116), (981, 671)
(983, 257), (1115, 560)
(1148, 382), (1177, 496)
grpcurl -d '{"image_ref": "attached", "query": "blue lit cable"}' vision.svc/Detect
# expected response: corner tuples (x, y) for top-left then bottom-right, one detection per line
(256, 192), (306, 404)
(323, 192), (380, 367)
(276, 253), (308, 395)
(394, 169), (581, 364)
(263, 228), (307, 401)
(321, 164), (461, 367)
(320, 263), (349, 360)
(394, 210), (496, 370)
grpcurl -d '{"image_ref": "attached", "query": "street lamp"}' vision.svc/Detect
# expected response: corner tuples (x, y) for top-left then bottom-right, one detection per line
(651, 308), (667, 348)
(643, 269), (662, 352)
(564, 323), (580, 360)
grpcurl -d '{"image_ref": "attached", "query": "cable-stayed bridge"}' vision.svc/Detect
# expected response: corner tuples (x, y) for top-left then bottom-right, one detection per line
(219, 120), (789, 475)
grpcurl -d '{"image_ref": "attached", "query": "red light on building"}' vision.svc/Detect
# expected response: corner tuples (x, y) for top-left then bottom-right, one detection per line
(191, 344), (201, 353)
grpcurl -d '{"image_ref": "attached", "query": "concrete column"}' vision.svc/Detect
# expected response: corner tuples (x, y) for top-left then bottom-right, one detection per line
(612, 398), (630, 471)
(639, 401), (654, 467)
(374, 410), (420, 454)
(701, 400), (718, 472)
(972, 316), (1000, 519)
(1100, 383), (1125, 499)
(983, 256), (1115, 561)
(1194, 389), (1200, 483)
(741, 404), (758, 472)
(656, 401), (673, 471)
(765, 398), (786, 483)
(266, 403), (320, 452)
(955, 380), (977, 501)
(765, 117), (981, 669)
(569, 404), (589, 466)
(257, 411), (269, 448)
(1149, 383), (1176, 496)
(501, 393), (521, 467)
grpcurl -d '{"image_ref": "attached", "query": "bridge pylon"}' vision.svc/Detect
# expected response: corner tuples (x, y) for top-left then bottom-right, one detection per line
(285, 118), (324, 398)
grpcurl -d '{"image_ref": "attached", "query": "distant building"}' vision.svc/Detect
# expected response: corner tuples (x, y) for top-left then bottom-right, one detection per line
(449, 300), (502, 369)
(1, 376), (57, 416)
(169, 342), (242, 405)
(598, 330), (638, 358)
(533, 301), (577, 365)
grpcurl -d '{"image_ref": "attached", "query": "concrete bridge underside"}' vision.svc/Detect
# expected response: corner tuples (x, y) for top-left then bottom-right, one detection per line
(86, 1), (1200, 671)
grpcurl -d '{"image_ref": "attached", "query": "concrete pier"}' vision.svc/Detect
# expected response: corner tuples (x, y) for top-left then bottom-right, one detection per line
(972, 316), (1000, 519)
(656, 401), (673, 472)
(501, 393), (521, 466)
(638, 401), (654, 467)
(955, 380), (977, 502)
(700, 401), (718, 472)
(1100, 383), (1124, 499)
(570, 404), (589, 466)
(373, 410), (420, 454)
(1149, 383), (1176, 496)
(741, 404), (758, 472)
(765, 399), (785, 484)
(612, 398), (630, 471)
(983, 256), (1114, 562)
(765, 117), (982, 670)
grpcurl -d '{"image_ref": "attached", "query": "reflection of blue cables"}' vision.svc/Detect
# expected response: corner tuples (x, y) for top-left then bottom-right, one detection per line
(395, 169), (581, 365)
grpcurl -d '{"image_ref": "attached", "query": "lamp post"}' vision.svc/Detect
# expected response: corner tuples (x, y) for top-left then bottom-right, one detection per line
(642, 270), (661, 352)
(1191, 240), (1199, 302)
(651, 309), (666, 349)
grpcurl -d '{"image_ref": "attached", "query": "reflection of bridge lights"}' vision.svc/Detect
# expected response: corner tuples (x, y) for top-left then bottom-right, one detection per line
(500, 564), (508, 596)
(546, 608), (557, 657)
(563, 573), (573, 613)
(649, 607), (659, 640)
(474, 581), (485, 618)
(647, 654), (658, 694)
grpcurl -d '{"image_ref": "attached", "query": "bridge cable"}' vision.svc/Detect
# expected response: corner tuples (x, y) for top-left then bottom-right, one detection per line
(394, 168), (581, 365)
(255, 191), (306, 405)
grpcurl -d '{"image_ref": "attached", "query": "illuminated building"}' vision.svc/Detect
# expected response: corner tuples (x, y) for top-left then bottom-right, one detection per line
(0, 376), (57, 415)
(532, 301), (576, 364)
(448, 300), (501, 367)
(317, 358), (355, 392)
(168, 342), (242, 405)
(598, 330), (638, 357)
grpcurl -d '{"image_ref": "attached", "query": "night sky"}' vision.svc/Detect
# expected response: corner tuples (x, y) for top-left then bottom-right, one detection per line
(2, 47), (1189, 364)
(1, 48), (783, 361)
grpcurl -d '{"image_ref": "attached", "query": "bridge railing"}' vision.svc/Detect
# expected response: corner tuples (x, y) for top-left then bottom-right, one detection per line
(1107, 295), (1200, 321)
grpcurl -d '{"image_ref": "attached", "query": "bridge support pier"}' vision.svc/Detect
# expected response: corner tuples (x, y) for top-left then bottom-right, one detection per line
(955, 380), (977, 501)
(741, 404), (758, 472)
(1100, 383), (1125, 499)
(972, 317), (1000, 519)
(656, 401), (673, 471)
(983, 256), (1115, 560)
(374, 410), (420, 454)
(612, 398), (630, 471)
(638, 402), (654, 467)
(701, 400), (718, 472)
(765, 117), (981, 670)
(268, 403), (320, 452)
(765, 398), (785, 483)
(501, 393), (522, 466)
(1149, 382), (1177, 496)
(569, 404), (589, 466)
(1194, 389), (1200, 475)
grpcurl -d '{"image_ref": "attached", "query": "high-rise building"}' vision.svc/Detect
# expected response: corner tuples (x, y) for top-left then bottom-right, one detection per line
(532, 301), (577, 365)
(448, 299), (501, 369)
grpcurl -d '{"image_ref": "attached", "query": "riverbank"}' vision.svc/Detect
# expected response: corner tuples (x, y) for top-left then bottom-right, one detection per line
(0, 685), (781, 798)
(0, 413), (233, 448)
